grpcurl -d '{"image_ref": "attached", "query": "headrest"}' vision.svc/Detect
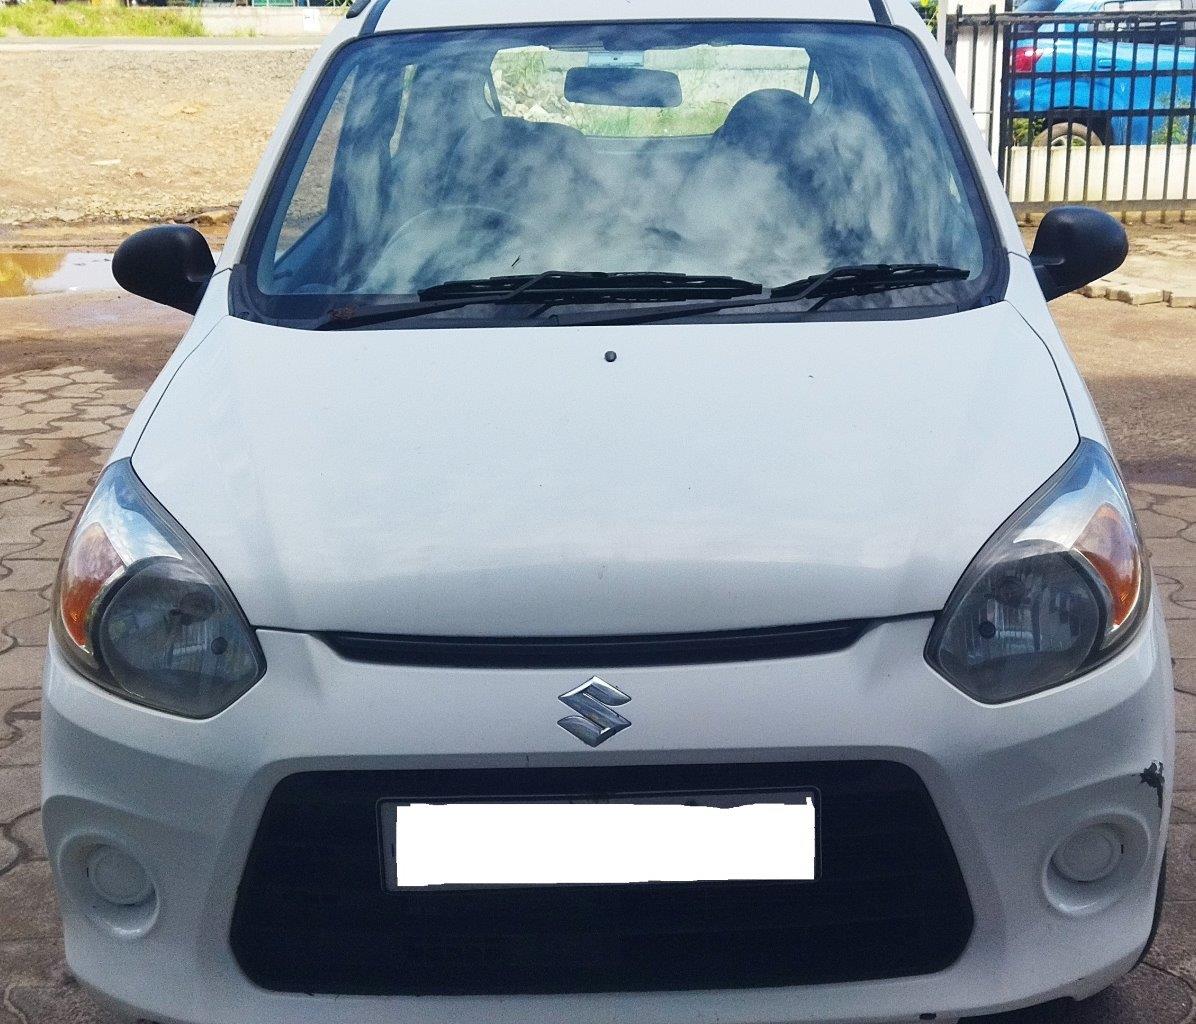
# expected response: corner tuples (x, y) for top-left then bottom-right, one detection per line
(715, 89), (814, 160)
(446, 116), (591, 191)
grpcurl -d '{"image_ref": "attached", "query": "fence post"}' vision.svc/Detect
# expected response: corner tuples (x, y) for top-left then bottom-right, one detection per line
(994, 7), (1011, 192)
(945, 5), (961, 69)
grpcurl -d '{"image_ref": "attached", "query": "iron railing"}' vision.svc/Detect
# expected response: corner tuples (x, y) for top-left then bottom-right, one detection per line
(946, 4), (1196, 217)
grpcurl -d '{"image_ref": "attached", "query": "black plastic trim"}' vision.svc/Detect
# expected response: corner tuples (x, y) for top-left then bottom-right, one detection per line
(320, 620), (871, 669)
(230, 761), (975, 996)
(359, 0), (391, 34)
(869, 0), (892, 25)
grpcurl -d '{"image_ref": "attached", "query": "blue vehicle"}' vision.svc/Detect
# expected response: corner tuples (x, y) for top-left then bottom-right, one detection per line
(1012, 1), (1196, 145)
(1052, 0), (1196, 45)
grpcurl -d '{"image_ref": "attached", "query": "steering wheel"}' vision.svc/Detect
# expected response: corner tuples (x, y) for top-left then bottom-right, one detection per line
(390, 204), (526, 240)
(365, 205), (534, 293)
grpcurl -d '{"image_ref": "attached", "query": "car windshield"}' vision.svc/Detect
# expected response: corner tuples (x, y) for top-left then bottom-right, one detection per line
(1016, 1), (1065, 12)
(241, 21), (998, 327)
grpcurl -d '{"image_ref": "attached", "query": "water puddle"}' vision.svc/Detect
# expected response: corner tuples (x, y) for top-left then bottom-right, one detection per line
(0, 252), (117, 299)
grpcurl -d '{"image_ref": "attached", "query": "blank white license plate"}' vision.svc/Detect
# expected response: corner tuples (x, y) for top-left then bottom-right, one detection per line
(382, 795), (818, 889)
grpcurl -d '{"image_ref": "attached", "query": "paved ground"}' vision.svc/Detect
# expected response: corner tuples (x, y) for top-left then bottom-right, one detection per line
(0, 291), (1192, 1022)
(1018, 222), (1196, 308)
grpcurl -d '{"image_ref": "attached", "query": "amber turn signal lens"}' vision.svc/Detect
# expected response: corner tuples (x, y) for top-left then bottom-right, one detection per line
(1075, 503), (1142, 630)
(58, 522), (125, 650)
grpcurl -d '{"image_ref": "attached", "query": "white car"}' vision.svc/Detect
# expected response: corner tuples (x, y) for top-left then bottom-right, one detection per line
(43, 1), (1174, 1022)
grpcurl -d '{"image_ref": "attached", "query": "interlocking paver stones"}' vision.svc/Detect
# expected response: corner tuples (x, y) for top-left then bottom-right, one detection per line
(0, 863), (60, 941)
(10, 810), (47, 863)
(1177, 692), (1196, 733)
(13, 525), (72, 563)
(0, 723), (40, 770)
(0, 592), (48, 638)
(1139, 510), (1189, 539)
(70, 405), (124, 421)
(0, 835), (17, 875)
(0, 412), (62, 432)
(16, 376), (72, 391)
(0, 691), (42, 769)
(1175, 796), (1196, 825)
(1158, 571), (1196, 621)
(7, 980), (118, 1024)
(1150, 541), (1196, 569)
(19, 400), (81, 417)
(0, 518), (58, 548)
(0, 648), (46, 691)
(1178, 734), (1196, 789)
(0, 494), (75, 521)
(1176, 659), (1196, 695)
(1074, 965), (1193, 1023)
(1172, 630), (1196, 661)
(0, 562), (56, 594)
(43, 420), (114, 441)
(32, 473), (101, 497)
(1146, 903), (1196, 995)
(0, 690), (38, 739)
(50, 385), (105, 400)
(2, 605), (50, 649)
(0, 765), (39, 823)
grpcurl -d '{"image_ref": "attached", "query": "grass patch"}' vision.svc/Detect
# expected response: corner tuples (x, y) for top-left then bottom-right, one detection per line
(0, 0), (205, 38)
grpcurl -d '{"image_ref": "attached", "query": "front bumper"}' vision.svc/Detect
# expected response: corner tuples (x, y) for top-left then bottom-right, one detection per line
(42, 608), (1174, 1024)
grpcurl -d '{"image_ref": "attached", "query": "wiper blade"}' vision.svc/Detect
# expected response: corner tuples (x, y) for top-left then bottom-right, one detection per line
(313, 271), (762, 330)
(771, 263), (971, 301)
(554, 264), (970, 328)
(420, 271), (762, 303)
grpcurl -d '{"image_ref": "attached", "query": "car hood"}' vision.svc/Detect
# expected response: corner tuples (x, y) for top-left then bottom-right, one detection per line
(132, 304), (1078, 636)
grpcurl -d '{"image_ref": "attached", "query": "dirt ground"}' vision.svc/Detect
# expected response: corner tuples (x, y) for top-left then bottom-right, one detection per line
(0, 47), (310, 225)
(1058, 296), (1196, 487)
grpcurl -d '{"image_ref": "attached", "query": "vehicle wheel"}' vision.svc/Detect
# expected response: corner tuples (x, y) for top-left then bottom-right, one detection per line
(1033, 123), (1104, 148)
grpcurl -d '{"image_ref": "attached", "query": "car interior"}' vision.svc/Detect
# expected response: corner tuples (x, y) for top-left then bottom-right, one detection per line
(261, 32), (984, 303)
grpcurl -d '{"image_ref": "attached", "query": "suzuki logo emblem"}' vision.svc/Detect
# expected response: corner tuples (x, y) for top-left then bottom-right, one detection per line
(557, 677), (632, 747)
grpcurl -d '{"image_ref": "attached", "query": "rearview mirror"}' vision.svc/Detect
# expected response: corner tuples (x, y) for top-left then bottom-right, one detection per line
(1030, 206), (1128, 302)
(564, 66), (683, 108)
(112, 225), (215, 314)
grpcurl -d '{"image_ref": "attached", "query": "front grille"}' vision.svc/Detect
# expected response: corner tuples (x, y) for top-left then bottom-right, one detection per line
(230, 762), (973, 996)
(320, 620), (870, 669)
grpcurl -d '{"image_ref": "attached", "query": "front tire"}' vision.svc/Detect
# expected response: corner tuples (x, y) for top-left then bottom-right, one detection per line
(1034, 122), (1105, 148)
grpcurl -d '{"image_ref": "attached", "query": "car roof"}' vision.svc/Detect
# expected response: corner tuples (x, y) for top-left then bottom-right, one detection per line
(373, 0), (885, 34)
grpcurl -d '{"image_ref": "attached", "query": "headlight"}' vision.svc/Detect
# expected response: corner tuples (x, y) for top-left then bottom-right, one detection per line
(926, 440), (1148, 704)
(53, 460), (265, 718)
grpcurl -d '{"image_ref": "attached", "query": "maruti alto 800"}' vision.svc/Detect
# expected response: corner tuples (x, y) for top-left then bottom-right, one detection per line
(43, 1), (1174, 1021)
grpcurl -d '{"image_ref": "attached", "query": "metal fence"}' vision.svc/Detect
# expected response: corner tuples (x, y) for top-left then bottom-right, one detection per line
(945, 5), (1196, 217)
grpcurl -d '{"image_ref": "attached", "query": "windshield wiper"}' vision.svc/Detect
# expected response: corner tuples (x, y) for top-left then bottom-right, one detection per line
(313, 271), (762, 330)
(420, 271), (762, 303)
(552, 264), (971, 328)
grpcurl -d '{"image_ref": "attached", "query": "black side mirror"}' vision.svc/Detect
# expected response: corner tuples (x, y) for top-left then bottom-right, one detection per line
(112, 225), (215, 314)
(1030, 206), (1128, 302)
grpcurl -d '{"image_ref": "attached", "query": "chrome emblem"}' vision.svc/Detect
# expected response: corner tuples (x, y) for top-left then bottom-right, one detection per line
(557, 677), (632, 747)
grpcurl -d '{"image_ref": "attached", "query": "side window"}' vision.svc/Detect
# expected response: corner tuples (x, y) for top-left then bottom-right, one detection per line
(273, 71), (356, 262)
(491, 45), (819, 138)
